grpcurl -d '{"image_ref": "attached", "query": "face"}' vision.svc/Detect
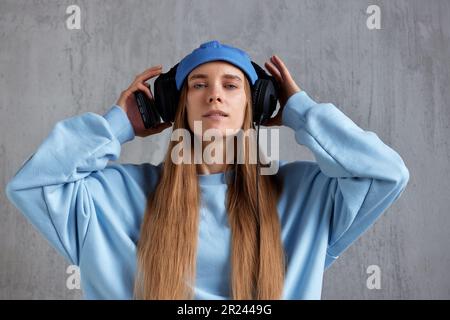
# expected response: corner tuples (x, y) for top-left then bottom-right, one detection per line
(185, 61), (247, 137)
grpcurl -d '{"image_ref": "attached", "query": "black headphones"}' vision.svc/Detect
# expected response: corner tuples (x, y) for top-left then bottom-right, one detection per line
(134, 61), (280, 129)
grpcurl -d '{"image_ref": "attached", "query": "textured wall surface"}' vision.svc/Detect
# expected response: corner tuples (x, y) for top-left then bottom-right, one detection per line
(1, 0), (449, 299)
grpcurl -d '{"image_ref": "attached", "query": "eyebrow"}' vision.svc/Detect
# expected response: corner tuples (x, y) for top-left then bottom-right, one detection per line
(188, 73), (242, 82)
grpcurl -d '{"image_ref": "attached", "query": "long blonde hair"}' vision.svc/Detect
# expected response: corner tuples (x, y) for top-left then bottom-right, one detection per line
(134, 76), (286, 299)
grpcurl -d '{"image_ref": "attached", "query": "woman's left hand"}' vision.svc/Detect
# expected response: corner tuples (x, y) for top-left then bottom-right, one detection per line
(262, 55), (302, 126)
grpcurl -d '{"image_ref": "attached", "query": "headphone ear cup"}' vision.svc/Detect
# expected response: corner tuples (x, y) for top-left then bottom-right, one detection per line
(252, 79), (278, 123)
(154, 64), (180, 123)
(263, 79), (278, 121)
(134, 90), (162, 129)
(250, 61), (279, 124)
(251, 79), (266, 123)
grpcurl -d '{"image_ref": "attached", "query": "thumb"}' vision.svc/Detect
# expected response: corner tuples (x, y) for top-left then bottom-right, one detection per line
(138, 122), (172, 137)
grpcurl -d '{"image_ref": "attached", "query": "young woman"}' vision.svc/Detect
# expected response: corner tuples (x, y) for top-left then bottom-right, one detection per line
(6, 40), (409, 300)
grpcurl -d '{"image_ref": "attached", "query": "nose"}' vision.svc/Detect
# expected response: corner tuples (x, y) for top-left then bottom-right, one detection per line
(209, 95), (222, 103)
(207, 84), (223, 104)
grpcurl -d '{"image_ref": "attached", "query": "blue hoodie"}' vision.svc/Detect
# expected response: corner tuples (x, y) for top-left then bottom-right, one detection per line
(5, 91), (409, 299)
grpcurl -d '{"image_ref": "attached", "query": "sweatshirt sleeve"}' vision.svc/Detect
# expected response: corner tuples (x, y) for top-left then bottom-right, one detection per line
(281, 91), (410, 268)
(5, 105), (135, 265)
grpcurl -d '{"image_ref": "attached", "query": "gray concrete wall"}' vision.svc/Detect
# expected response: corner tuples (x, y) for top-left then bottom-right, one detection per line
(1, 0), (449, 299)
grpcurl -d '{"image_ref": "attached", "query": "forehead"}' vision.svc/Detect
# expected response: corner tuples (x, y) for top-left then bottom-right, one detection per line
(188, 61), (244, 79)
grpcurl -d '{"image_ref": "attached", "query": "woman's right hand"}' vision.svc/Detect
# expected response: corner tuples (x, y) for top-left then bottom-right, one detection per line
(116, 65), (172, 137)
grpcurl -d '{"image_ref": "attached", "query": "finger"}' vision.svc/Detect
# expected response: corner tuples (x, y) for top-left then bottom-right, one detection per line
(126, 82), (147, 96)
(149, 64), (163, 70)
(271, 55), (292, 81)
(136, 82), (154, 100)
(264, 61), (283, 83)
(149, 122), (172, 133)
(141, 68), (163, 82)
(159, 122), (172, 129)
(136, 65), (163, 81)
(138, 65), (162, 77)
(133, 70), (162, 90)
(136, 68), (162, 80)
(143, 65), (163, 77)
(267, 115), (282, 127)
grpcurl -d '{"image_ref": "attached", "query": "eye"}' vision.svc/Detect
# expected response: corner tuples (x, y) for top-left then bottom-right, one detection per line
(192, 83), (238, 89)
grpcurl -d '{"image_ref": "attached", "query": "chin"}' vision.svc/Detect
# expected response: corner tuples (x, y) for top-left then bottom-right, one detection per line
(189, 117), (244, 139)
(203, 126), (228, 137)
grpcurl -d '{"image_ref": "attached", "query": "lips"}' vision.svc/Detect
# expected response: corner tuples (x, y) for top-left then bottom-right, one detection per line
(202, 110), (229, 117)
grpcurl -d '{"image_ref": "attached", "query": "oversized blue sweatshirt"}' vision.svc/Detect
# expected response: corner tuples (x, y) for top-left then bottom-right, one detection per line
(5, 90), (409, 300)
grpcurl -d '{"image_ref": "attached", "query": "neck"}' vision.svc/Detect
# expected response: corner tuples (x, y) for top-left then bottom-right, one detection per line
(196, 136), (235, 175)
(196, 163), (227, 175)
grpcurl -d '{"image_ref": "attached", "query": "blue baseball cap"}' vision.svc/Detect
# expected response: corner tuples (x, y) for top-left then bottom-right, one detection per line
(175, 40), (258, 91)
